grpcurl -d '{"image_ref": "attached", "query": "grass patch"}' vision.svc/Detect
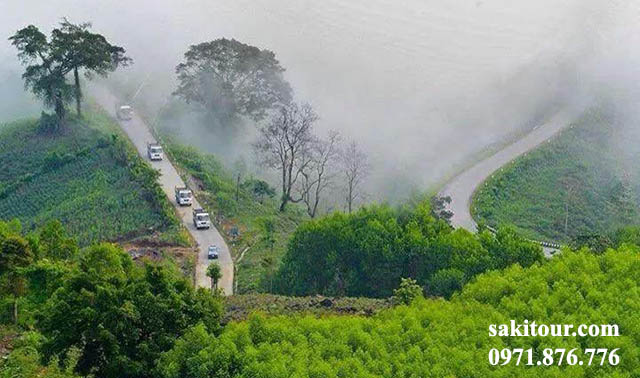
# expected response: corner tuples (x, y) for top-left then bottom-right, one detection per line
(0, 111), (183, 246)
(472, 108), (639, 242)
(163, 139), (307, 293)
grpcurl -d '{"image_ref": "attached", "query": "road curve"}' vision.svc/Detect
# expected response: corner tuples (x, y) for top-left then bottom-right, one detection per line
(90, 86), (233, 295)
(439, 111), (572, 233)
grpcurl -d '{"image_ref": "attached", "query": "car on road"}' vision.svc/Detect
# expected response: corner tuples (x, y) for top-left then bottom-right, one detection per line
(147, 142), (163, 161)
(208, 245), (219, 259)
(116, 104), (133, 120)
(193, 208), (211, 229)
(174, 186), (193, 206)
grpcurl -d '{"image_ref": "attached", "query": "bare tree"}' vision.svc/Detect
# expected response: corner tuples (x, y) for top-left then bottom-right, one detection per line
(341, 141), (370, 213)
(299, 131), (341, 218)
(253, 102), (317, 211)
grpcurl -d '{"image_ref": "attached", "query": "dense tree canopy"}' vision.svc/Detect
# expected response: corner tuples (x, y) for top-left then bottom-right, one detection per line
(275, 200), (543, 298)
(0, 220), (223, 378)
(174, 38), (292, 123)
(158, 248), (640, 377)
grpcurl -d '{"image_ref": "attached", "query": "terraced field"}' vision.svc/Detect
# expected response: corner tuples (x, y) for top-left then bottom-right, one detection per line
(0, 114), (177, 245)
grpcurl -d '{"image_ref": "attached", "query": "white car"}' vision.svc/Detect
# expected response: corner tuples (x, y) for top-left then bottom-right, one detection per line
(208, 245), (219, 259)
(147, 143), (164, 161)
(174, 186), (193, 206)
(116, 105), (133, 120)
(193, 208), (211, 229)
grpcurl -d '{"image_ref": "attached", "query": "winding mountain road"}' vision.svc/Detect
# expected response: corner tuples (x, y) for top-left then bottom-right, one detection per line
(91, 87), (234, 295)
(439, 111), (571, 253)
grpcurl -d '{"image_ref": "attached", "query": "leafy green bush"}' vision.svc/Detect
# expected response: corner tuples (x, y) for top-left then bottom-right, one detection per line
(392, 277), (423, 305)
(275, 201), (543, 298)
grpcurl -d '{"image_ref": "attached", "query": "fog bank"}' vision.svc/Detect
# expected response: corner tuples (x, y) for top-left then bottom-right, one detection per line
(2, 0), (639, 202)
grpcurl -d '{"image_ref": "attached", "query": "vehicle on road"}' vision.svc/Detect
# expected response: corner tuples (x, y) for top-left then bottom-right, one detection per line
(193, 208), (211, 229)
(208, 245), (219, 259)
(116, 104), (133, 120)
(147, 142), (164, 161)
(174, 186), (193, 206)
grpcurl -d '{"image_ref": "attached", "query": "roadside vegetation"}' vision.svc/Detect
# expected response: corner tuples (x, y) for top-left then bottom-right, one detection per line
(163, 139), (306, 293)
(2, 217), (640, 377)
(0, 110), (185, 246)
(473, 108), (640, 243)
(0, 219), (221, 378)
(275, 200), (543, 298)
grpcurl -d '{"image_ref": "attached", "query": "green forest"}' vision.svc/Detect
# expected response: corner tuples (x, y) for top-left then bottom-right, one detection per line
(473, 108), (640, 243)
(275, 201), (542, 298)
(1, 219), (639, 377)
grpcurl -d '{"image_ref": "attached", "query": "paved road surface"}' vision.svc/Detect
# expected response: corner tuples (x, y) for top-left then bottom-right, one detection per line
(91, 87), (233, 294)
(439, 112), (571, 255)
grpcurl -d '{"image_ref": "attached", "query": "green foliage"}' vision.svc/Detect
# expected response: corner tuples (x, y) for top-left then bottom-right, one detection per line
(0, 114), (179, 245)
(473, 108), (640, 242)
(0, 331), (81, 378)
(0, 220), (223, 377)
(245, 179), (276, 203)
(159, 248), (640, 377)
(392, 278), (423, 305)
(164, 140), (306, 293)
(174, 38), (291, 122)
(207, 262), (222, 290)
(276, 201), (543, 298)
(37, 243), (223, 378)
(10, 20), (130, 120)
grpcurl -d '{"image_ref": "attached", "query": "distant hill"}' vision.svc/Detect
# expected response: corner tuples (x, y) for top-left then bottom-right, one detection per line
(0, 111), (180, 245)
(473, 107), (640, 242)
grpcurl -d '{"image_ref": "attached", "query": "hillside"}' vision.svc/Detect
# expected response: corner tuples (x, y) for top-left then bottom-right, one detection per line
(158, 247), (640, 377)
(3, 216), (640, 377)
(0, 111), (182, 246)
(163, 140), (307, 293)
(472, 108), (640, 242)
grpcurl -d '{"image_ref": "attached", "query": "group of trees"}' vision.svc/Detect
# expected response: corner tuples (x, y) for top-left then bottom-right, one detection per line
(274, 200), (543, 298)
(10, 19), (130, 124)
(0, 220), (222, 378)
(155, 248), (640, 377)
(174, 38), (370, 217)
(252, 103), (370, 216)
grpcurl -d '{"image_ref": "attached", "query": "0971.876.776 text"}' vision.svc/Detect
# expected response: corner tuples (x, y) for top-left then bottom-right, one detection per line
(488, 348), (620, 367)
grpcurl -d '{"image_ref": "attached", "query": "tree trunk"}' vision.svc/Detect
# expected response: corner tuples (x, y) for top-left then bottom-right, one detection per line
(55, 95), (66, 124)
(74, 66), (82, 117)
(280, 166), (288, 212)
(279, 195), (288, 212)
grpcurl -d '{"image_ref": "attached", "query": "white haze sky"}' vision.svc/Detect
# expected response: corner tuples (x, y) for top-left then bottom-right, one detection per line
(1, 0), (639, 200)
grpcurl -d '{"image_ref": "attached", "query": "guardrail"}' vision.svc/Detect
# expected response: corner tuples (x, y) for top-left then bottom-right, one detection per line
(485, 225), (561, 250)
